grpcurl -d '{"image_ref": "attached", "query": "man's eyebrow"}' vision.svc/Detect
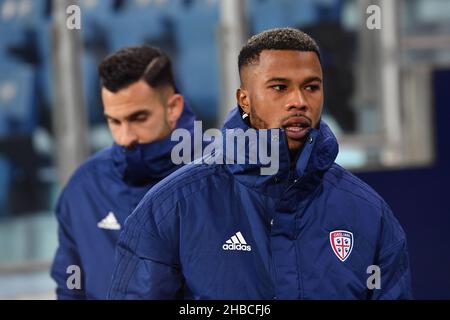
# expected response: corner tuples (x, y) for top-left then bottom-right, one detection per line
(302, 76), (322, 84)
(265, 76), (323, 84)
(104, 113), (118, 121)
(104, 110), (150, 122)
(125, 110), (150, 120)
(265, 77), (289, 84)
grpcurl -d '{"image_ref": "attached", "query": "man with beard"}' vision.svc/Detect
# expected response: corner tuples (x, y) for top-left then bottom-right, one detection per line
(51, 45), (197, 299)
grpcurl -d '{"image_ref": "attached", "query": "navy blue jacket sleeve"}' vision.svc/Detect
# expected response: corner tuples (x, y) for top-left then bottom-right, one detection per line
(370, 205), (413, 299)
(108, 196), (184, 299)
(50, 191), (86, 300)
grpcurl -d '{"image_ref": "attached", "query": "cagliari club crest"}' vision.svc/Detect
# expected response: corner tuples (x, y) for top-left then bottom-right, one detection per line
(329, 230), (354, 262)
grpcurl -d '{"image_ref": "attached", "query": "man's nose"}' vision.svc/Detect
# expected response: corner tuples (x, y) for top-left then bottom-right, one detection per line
(117, 124), (138, 148)
(286, 88), (307, 111)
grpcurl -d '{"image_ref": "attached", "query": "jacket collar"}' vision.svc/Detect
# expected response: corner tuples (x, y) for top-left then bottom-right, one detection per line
(111, 101), (196, 185)
(222, 107), (338, 195)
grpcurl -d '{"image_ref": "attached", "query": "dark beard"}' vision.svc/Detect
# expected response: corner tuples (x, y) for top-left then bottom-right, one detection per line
(249, 105), (269, 129)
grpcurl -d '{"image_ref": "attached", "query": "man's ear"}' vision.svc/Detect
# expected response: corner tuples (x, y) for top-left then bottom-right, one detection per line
(166, 93), (184, 130)
(236, 88), (250, 114)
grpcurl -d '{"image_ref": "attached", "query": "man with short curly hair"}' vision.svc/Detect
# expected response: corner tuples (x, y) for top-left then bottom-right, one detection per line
(109, 28), (412, 300)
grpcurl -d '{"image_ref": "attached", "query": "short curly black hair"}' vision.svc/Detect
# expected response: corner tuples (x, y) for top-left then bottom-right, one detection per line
(238, 28), (321, 75)
(98, 45), (175, 92)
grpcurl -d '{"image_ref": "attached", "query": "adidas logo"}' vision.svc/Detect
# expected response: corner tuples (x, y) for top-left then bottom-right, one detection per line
(222, 231), (252, 251)
(97, 212), (121, 230)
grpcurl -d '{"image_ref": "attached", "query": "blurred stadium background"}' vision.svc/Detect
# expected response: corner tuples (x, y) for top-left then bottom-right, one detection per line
(0, 0), (449, 299)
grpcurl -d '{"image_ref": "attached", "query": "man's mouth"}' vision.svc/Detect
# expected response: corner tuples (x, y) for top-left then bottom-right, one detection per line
(282, 116), (311, 140)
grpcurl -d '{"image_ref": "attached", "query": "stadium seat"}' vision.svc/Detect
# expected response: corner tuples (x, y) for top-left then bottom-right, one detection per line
(171, 0), (219, 51)
(249, 0), (320, 33)
(0, 63), (36, 136)
(176, 47), (219, 121)
(81, 52), (103, 124)
(0, 0), (51, 129)
(108, 7), (167, 51)
(120, 0), (171, 12)
(0, 155), (11, 217)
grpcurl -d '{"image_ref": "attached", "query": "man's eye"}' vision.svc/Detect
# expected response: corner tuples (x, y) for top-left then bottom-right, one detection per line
(305, 85), (320, 92)
(134, 115), (148, 122)
(108, 119), (120, 125)
(272, 85), (287, 91)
